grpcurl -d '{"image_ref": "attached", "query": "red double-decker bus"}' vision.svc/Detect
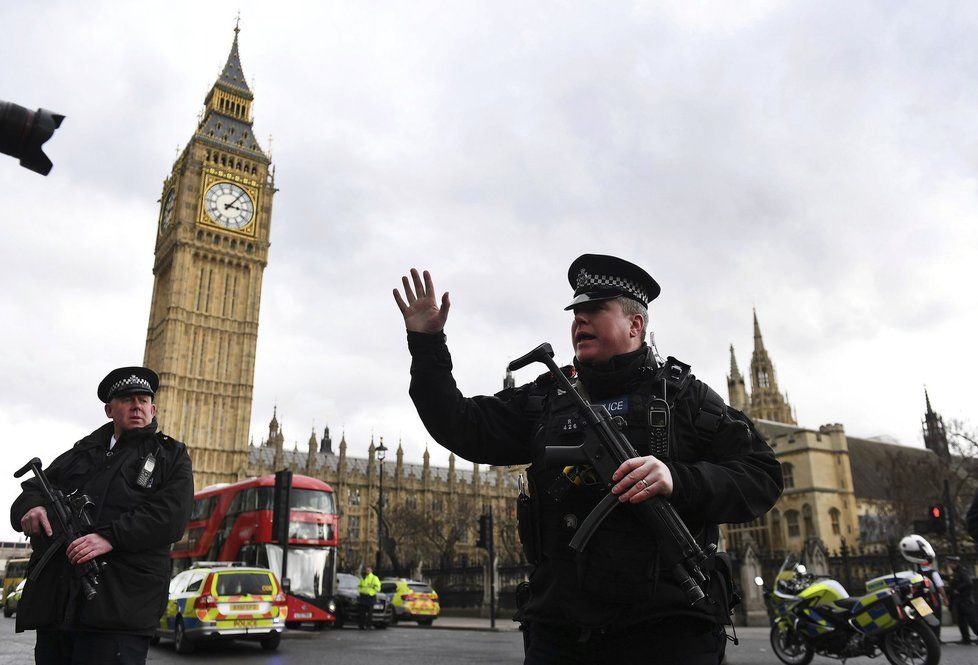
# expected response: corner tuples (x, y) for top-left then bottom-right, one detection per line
(171, 474), (339, 626)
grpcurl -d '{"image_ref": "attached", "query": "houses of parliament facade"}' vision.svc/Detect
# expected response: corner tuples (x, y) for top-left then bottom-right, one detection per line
(144, 30), (952, 570)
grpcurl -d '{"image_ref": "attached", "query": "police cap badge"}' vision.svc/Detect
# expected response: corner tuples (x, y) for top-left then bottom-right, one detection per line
(97, 366), (160, 403)
(564, 254), (660, 310)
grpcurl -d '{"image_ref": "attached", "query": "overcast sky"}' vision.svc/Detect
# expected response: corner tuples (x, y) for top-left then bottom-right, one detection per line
(2, 1), (976, 540)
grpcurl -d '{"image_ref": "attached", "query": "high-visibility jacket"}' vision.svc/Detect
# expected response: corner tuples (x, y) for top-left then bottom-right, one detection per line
(358, 573), (381, 596)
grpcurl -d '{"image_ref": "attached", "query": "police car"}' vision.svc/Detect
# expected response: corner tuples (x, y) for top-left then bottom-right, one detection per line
(156, 562), (286, 654)
(2, 579), (25, 618)
(380, 578), (440, 625)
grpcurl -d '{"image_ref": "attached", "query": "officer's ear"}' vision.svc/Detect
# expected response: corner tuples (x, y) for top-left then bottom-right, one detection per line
(628, 312), (644, 339)
(104, 402), (113, 419)
(150, 402), (157, 418)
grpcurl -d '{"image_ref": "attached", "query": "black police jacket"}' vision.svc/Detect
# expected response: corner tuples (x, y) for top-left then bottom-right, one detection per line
(9, 419), (193, 634)
(407, 332), (783, 629)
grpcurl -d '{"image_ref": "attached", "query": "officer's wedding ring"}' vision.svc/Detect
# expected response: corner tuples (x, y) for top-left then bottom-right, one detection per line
(638, 479), (650, 490)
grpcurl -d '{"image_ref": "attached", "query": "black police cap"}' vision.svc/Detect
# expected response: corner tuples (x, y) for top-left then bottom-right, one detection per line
(97, 367), (159, 403)
(564, 254), (660, 310)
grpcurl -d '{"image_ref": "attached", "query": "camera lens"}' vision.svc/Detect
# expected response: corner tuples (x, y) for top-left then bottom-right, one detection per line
(0, 100), (65, 175)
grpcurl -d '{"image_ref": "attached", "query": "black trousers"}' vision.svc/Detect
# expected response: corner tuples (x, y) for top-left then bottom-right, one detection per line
(523, 618), (726, 665)
(358, 593), (373, 628)
(35, 630), (151, 665)
(955, 600), (978, 642)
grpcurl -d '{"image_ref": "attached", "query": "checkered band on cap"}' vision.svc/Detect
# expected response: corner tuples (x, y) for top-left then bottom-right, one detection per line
(109, 374), (152, 396)
(575, 268), (650, 304)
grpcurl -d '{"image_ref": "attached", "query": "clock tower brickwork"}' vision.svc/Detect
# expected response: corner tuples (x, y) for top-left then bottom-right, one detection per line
(144, 27), (276, 489)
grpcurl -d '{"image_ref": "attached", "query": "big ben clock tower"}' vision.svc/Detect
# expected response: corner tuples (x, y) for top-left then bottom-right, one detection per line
(144, 25), (275, 489)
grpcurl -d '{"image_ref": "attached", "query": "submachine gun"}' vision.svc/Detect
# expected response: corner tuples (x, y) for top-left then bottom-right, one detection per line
(508, 343), (715, 606)
(14, 457), (104, 599)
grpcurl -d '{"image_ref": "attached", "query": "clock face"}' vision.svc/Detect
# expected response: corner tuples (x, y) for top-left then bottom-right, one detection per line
(203, 182), (255, 230)
(160, 189), (176, 233)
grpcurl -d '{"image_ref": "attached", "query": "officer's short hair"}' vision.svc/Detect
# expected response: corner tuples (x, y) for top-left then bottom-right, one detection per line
(617, 296), (648, 342)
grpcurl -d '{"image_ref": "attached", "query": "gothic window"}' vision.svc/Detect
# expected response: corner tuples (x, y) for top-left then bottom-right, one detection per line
(830, 508), (841, 536)
(406, 495), (417, 510)
(802, 504), (814, 538)
(759, 371), (769, 388)
(785, 510), (800, 538)
(348, 488), (360, 506)
(782, 463), (794, 489)
(432, 497), (443, 512)
(347, 516), (360, 539)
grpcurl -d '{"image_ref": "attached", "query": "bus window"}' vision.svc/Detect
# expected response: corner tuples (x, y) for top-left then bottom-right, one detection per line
(264, 544), (335, 601)
(290, 489), (335, 514)
(237, 543), (268, 567)
(190, 496), (217, 521)
(256, 486), (273, 511)
(289, 522), (333, 541)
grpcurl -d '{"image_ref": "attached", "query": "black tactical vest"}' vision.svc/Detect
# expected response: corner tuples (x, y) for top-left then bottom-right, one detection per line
(518, 352), (730, 627)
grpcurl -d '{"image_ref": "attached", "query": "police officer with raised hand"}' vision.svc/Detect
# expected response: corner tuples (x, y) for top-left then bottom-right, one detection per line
(11, 367), (194, 665)
(394, 255), (783, 664)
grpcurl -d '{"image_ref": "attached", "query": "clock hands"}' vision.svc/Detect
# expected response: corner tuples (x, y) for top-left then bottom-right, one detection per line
(224, 191), (246, 210)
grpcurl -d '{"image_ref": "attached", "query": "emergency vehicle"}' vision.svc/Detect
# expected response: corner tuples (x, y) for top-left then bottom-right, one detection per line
(380, 578), (440, 625)
(157, 562), (286, 653)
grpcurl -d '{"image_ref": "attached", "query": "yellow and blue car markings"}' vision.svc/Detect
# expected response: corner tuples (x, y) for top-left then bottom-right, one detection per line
(388, 580), (440, 618)
(161, 568), (285, 633)
(850, 590), (900, 634)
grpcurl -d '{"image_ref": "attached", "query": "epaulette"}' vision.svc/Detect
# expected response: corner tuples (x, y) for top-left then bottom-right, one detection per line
(533, 365), (576, 390)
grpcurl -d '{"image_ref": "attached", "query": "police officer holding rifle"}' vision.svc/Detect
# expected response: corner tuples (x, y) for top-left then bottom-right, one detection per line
(394, 255), (783, 664)
(10, 367), (193, 665)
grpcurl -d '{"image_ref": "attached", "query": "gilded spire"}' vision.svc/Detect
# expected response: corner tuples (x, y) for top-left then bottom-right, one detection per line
(217, 21), (253, 97)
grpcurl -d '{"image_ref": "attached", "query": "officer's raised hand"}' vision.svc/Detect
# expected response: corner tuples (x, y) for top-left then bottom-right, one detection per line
(393, 268), (451, 332)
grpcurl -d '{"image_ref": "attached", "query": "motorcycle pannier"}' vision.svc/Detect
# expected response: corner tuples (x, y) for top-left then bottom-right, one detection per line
(849, 590), (901, 634)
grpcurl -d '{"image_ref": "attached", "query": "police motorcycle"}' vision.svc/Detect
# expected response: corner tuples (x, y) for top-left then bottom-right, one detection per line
(757, 553), (940, 665)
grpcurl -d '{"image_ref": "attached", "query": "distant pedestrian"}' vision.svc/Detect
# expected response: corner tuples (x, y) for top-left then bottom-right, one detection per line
(947, 556), (978, 645)
(358, 566), (381, 629)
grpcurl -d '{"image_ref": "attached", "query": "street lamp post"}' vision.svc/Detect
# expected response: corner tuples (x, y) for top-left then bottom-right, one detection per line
(376, 438), (388, 572)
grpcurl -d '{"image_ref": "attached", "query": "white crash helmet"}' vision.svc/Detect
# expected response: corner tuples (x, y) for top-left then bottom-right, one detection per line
(899, 534), (935, 565)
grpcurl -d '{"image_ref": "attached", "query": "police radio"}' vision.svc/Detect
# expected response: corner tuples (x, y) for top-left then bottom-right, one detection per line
(649, 380), (671, 459)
